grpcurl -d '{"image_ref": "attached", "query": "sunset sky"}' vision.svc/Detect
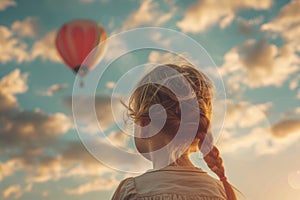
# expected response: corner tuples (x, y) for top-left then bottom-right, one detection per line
(1, 0), (300, 199)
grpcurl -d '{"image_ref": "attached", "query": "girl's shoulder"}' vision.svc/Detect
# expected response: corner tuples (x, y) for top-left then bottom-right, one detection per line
(111, 177), (137, 200)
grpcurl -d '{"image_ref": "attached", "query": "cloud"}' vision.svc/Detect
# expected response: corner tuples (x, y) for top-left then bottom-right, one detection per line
(42, 191), (49, 197)
(0, 0), (16, 11)
(0, 20), (61, 64)
(224, 100), (272, 130)
(2, 183), (32, 199)
(220, 39), (299, 88)
(0, 69), (28, 96)
(0, 70), (167, 191)
(282, 107), (300, 119)
(148, 51), (189, 64)
(0, 69), (72, 146)
(25, 138), (148, 184)
(25, 140), (113, 183)
(0, 159), (23, 182)
(0, 107), (72, 182)
(271, 119), (300, 138)
(261, 0), (300, 52)
(102, 36), (128, 62)
(2, 92), (147, 183)
(177, 0), (273, 33)
(38, 83), (68, 96)
(11, 17), (41, 38)
(6, 138), (125, 184)
(107, 130), (131, 149)
(219, 101), (300, 155)
(295, 107), (300, 114)
(65, 177), (118, 195)
(60, 141), (104, 166)
(106, 81), (115, 89)
(220, 123), (300, 155)
(0, 69), (28, 111)
(237, 16), (264, 35)
(121, 0), (176, 30)
(0, 69), (72, 182)
(147, 51), (217, 78)
(0, 24), (61, 64)
(0, 26), (30, 64)
(65, 95), (126, 133)
(1, 110), (72, 145)
(2, 185), (22, 199)
(30, 30), (62, 63)
(289, 74), (300, 90)
(148, 32), (173, 48)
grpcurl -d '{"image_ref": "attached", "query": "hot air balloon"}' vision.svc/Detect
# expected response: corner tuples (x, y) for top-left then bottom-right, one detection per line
(55, 19), (108, 86)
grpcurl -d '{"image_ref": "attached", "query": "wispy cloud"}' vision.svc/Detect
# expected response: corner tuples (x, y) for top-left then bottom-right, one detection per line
(102, 36), (128, 62)
(220, 101), (300, 155)
(107, 130), (131, 149)
(11, 17), (41, 38)
(121, 0), (176, 30)
(0, 69), (28, 110)
(177, 0), (273, 33)
(0, 159), (23, 182)
(38, 83), (68, 96)
(2, 183), (31, 199)
(0, 26), (30, 64)
(25, 140), (113, 183)
(0, 0), (16, 11)
(65, 95), (126, 133)
(220, 39), (299, 88)
(106, 81), (115, 89)
(0, 23), (61, 64)
(289, 74), (300, 90)
(30, 30), (62, 63)
(261, 0), (300, 52)
(2, 185), (22, 199)
(148, 51), (189, 64)
(224, 100), (272, 130)
(237, 16), (264, 35)
(65, 177), (118, 195)
(271, 119), (300, 138)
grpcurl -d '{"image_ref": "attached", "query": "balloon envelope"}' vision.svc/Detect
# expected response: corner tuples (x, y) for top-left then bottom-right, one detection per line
(55, 19), (107, 76)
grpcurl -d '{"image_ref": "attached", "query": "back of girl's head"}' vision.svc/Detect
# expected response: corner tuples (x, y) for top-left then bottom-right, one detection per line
(128, 63), (237, 200)
(128, 63), (213, 132)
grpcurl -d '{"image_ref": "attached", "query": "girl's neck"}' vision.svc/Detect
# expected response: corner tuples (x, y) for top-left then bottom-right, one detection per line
(170, 153), (194, 167)
(152, 153), (194, 169)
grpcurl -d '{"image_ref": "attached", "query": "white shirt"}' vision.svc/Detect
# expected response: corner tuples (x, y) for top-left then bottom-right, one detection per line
(111, 165), (227, 200)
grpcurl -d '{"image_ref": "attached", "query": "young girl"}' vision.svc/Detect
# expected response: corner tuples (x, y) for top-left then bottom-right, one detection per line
(112, 63), (237, 200)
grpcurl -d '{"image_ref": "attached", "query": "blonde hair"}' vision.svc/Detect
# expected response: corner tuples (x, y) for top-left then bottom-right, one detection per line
(128, 63), (237, 200)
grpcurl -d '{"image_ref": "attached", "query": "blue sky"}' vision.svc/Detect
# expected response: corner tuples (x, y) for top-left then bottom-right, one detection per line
(1, 0), (300, 199)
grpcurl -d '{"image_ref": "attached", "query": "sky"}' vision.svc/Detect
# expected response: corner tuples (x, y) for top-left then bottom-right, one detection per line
(1, 0), (300, 199)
